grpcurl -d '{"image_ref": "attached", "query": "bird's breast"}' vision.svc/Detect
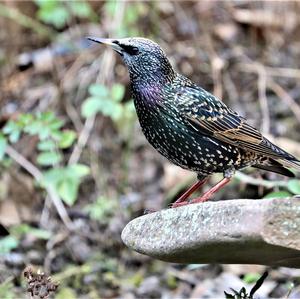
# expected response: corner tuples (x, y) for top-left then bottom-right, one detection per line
(133, 93), (244, 175)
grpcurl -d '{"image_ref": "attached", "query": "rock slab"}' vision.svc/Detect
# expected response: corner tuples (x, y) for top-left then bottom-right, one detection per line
(121, 197), (300, 267)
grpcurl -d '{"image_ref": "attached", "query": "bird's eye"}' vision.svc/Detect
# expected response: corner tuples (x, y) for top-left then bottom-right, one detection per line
(121, 45), (139, 56)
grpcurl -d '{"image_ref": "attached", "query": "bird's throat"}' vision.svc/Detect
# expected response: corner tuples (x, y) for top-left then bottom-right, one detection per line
(130, 70), (176, 105)
(132, 80), (163, 106)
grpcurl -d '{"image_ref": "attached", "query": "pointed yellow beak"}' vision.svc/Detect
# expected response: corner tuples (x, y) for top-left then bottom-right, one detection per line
(87, 37), (123, 54)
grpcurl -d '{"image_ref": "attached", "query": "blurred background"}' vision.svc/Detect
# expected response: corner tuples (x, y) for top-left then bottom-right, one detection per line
(1, 1), (300, 298)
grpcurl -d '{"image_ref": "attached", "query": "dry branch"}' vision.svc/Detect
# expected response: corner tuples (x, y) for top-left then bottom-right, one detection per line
(5, 145), (74, 230)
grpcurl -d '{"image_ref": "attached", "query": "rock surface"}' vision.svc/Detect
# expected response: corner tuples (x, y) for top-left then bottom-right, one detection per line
(121, 197), (300, 267)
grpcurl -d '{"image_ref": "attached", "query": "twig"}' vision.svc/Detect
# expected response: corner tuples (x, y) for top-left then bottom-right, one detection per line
(267, 80), (300, 124)
(201, 16), (224, 99)
(68, 114), (95, 165)
(249, 271), (269, 298)
(0, 3), (55, 39)
(60, 52), (95, 132)
(237, 60), (300, 125)
(235, 171), (288, 188)
(223, 72), (239, 105)
(68, 0), (126, 165)
(237, 63), (300, 79)
(256, 64), (270, 134)
(52, 264), (91, 282)
(5, 145), (74, 230)
(40, 195), (52, 229)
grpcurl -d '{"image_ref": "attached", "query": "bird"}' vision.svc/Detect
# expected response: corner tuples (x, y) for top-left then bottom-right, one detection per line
(87, 37), (300, 208)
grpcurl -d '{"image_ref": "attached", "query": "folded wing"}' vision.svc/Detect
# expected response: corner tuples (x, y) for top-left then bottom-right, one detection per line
(174, 84), (299, 163)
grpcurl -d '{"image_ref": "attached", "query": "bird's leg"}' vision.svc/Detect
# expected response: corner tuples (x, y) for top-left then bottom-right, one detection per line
(189, 177), (231, 204)
(171, 178), (208, 208)
(172, 171), (233, 208)
(189, 168), (235, 204)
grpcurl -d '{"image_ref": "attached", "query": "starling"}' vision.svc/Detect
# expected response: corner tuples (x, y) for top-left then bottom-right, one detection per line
(88, 37), (300, 207)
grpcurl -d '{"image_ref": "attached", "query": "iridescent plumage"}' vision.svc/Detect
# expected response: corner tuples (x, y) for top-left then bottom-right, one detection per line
(88, 37), (300, 206)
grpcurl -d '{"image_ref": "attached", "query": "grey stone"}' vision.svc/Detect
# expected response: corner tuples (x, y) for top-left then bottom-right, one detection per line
(121, 197), (300, 267)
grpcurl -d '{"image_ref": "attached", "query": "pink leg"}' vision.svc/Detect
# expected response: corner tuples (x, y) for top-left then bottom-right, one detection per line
(171, 179), (208, 208)
(173, 177), (231, 207)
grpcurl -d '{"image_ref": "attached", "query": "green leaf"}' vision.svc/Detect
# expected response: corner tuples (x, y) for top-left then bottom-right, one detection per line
(0, 236), (19, 254)
(43, 165), (88, 206)
(111, 84), (125, 102)
(243, 272), (262, 284)
(37, 151), (62, 166)
(287, 179), (300, 195)
(104, 0), (118, 17)
(264, 191), (291, 199)
(68, 164), (90, 178)
(29, 228), (52, 240)
(10, 224), (51, 240)
(0, 134), (7, 160)
(18, 113), (33, 126)
(24, 120), (44, 135)
(125, 5), (140, 24)
(88, 84), (109, 98)
(58, 178), (79, 206)
(37, 2), (70, 29)
(58, 130), (77, 149)
(3, 121), (21, 143)
(69, 1), (93, 18)
(8, 131), (21, 143)
(35, 0), (58, 9)
(55, 287), (77, 299)
(101, 101), (123, 120)
(81, 97), (101, 118)
(48, 119), (64, 131)
(0, 277), (14, 299)
(39, 111), (56, 122)
(37, 140), (56, 151)
(43, 168), (65, 185)
(84, 196), (117, 221)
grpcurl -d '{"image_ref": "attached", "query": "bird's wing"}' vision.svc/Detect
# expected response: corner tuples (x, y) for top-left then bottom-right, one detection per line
(173, 85), (296, 160)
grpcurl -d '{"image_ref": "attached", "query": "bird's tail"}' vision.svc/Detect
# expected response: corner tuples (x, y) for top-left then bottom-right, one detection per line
(277, 158), (300, 172)
(253, 158), (298, 177)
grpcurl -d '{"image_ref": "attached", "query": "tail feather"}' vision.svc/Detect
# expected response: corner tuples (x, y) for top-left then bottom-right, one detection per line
(277, 158), (300, 172)
(253, 158), (297, 177)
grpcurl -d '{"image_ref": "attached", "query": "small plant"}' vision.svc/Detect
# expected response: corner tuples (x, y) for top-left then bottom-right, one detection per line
(0, 224), (51, 255)
(0, 236), (19, 255)
(81, 83), (136, 137)
(264, 179), (300, 199)
(224, 271), (268, 299)
(0, 277), (14, 299)
(35, 0), (96, 29)
(43, 164), (90, 206)
(84, 196), (118, 223)
(24, 266), (59, 299)
(104, 1), (147, 36)
(2, 111), (76, 166)
(0, 111), (90, 206)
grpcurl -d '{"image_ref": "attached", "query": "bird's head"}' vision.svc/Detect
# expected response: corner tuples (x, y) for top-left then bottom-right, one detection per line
(87, 37), (175, 86)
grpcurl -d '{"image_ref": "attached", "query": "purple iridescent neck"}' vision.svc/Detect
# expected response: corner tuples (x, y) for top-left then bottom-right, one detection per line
(130, 78), (166, 105)
(130, 70), (176, 105)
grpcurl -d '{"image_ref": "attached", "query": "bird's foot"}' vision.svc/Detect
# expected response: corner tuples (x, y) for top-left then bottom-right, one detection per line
(171, 201), (189, 208)
(170, 178), (208, 208)
(171, 177), (231, 208)
(171, 195), (211, 208)
(189, 195), (211, 204)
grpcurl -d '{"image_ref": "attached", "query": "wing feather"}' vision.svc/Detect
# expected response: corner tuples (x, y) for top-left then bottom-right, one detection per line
(174, 84), (297, 161)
